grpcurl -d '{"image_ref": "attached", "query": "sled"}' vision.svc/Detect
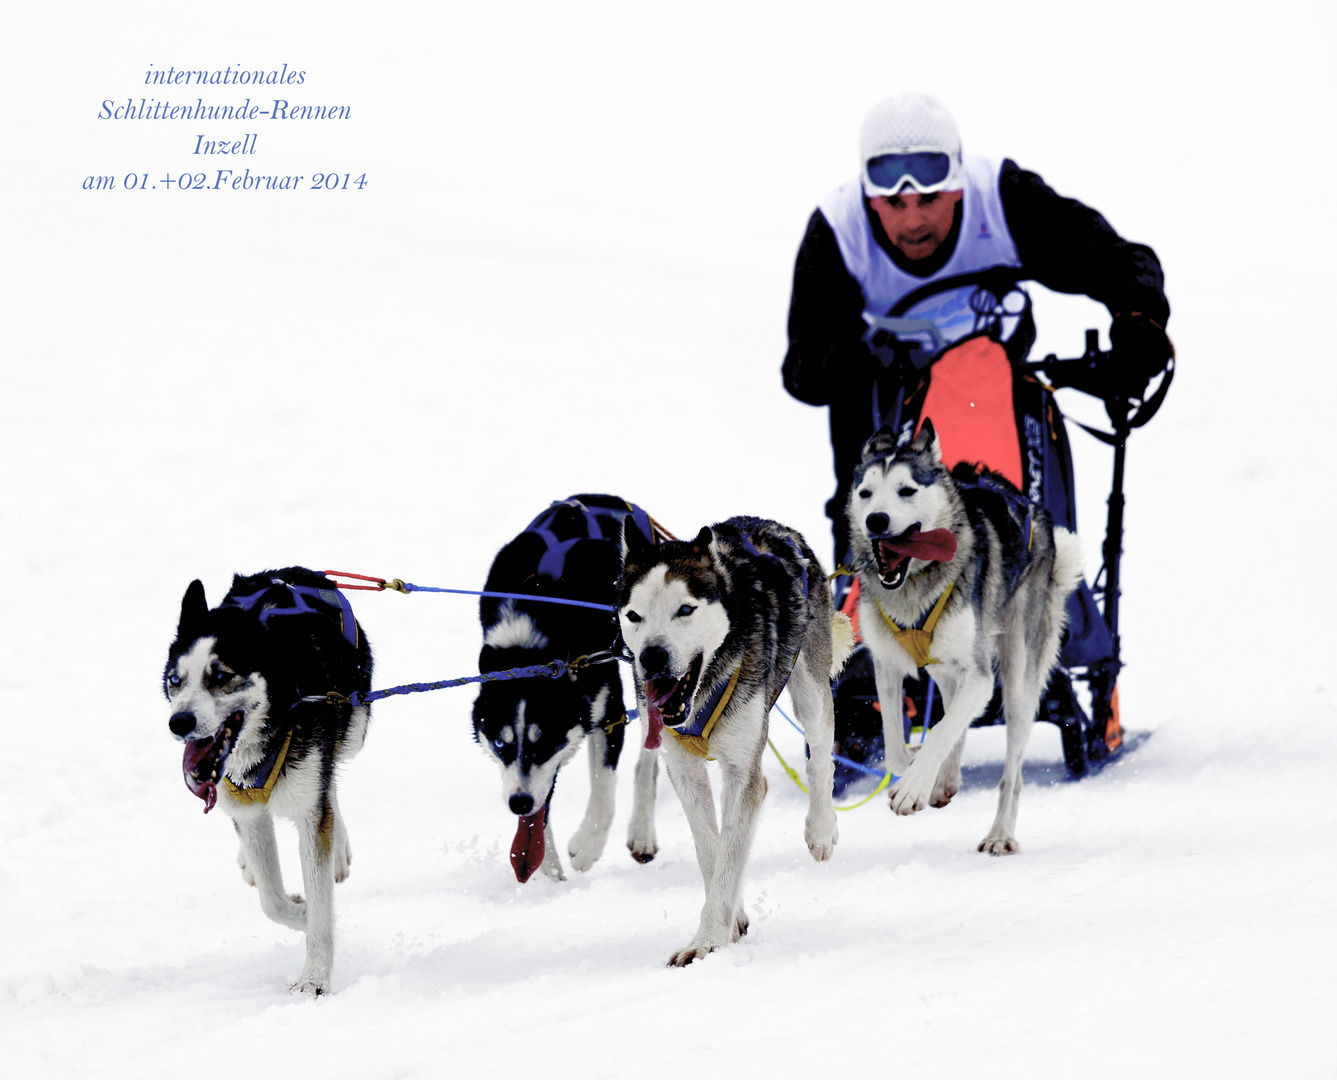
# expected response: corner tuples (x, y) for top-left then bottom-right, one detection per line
(831, 270), (1174, 788)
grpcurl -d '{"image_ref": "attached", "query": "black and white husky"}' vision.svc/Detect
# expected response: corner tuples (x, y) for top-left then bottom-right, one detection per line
(163, 568), (372, 994)
(618, 517), (854, 966)
(473, 495), (664, 883)
(847, 420), (1082, 853)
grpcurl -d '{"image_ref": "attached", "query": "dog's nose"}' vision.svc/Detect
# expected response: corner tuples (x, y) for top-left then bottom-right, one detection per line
(639, 645), (670, 678)
(509, 793), (534, 816)
(168, 712), (196, 738)
(865, 512), (890, 536)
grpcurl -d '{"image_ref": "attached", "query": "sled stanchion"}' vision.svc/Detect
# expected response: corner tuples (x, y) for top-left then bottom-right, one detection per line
(1102, 422), (1128, 661)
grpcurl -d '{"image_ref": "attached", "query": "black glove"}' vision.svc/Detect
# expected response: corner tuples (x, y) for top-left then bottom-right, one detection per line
(1109, 313), (1173, 398)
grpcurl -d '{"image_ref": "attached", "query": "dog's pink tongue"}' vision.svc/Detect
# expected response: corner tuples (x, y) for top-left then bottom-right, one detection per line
(644, 706), (664, 750)
(643, 679), (675, 750)
(182, 738), (219, 814)
(885, 529), (957, 564)
(510, 807), (547, 884)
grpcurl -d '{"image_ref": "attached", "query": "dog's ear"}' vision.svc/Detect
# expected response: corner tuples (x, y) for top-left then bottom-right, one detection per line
(620, 516), (653, 565)
(177, 579), (209, 641)
(861, 423), (899, 464)
(913, 418), (942, 463)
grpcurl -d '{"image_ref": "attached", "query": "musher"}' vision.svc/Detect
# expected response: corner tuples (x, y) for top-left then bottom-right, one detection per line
(782, 92), (1171, 568)
(783, 92), (1173, 767)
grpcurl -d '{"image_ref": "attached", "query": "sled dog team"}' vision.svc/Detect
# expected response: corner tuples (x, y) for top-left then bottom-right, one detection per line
(163, 421), (1082, 993)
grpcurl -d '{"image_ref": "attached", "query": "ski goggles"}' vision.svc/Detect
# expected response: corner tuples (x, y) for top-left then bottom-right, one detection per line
(862, 150), (960, 196)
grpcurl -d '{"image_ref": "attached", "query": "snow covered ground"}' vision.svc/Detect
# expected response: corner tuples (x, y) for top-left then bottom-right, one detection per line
(2, 2), (1335, 1076)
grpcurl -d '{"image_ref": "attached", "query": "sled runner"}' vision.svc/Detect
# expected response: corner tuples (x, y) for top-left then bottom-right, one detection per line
(831, 270), (1173, 787)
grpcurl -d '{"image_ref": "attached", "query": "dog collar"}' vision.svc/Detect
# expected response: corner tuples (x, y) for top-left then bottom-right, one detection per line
(222, 726), (294, 805)
(876, 581), (955, 669)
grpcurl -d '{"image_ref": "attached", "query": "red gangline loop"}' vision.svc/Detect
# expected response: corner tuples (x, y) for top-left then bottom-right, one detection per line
(324, 570), (387, 591)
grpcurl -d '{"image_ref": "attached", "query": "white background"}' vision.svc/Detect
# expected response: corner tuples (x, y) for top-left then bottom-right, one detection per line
(1, 2), (1334, 1076)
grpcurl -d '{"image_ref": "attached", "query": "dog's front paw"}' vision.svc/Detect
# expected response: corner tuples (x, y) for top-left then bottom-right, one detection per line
(625, 828), (657, 866)
(888, 772), (934, 815)
(237, 846), (256, 887)
(733, 909), (749, 942)
(290, 969), (329, 996)
(804, 810), (839, 862)
(978, 832), (1020, 856)
(627, 825), (658, 864)
(667, 940), (719, 967)
(933, 754), (963, 808)
(930, 771), (961, 808)
(567, 825), (609, 873)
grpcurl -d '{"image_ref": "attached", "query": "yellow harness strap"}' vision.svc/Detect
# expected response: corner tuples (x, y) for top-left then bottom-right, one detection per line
(668, 664), (743, 760)
(876, 582), (955, 669)
(222, 728), (294, 805)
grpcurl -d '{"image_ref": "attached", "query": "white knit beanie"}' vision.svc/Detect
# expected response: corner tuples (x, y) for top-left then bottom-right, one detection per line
(859, 93), (963, 194)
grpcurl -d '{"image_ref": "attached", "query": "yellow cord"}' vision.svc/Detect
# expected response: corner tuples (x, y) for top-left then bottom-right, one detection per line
(766, 738), (892, 811)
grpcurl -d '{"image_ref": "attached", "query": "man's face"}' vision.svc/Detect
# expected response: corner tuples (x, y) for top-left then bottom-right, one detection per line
(869, 190), (962, 261)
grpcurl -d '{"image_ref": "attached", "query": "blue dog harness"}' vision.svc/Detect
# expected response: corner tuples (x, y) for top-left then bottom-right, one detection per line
(215, 573), (361, 801)
(224, 573), (360, 648)
(222, 727), (294, 805)
(737, 532), (810, 599)
(664, 665), (744, 758)
(953, 467), (1037, 603)
(525, 496), (661, 581)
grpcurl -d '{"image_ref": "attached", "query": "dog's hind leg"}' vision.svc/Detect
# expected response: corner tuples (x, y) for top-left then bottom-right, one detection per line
(787, 648), (838, 861)
(569, 724), (616, 873)
(292, 795), (338, 994)
(233, 809), (306, 930)
(627, 737), (659, 864)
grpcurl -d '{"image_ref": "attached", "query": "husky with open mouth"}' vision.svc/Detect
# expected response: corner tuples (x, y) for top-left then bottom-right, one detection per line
(163, 567), (372, 995)
(473, 495), (668, 883)
(618, 517), (854, 966)
(847, 420), (1083, 853)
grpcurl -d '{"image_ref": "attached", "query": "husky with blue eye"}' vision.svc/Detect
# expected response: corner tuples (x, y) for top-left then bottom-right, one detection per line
(617, 517), (854, 966)
(163, 567), (372, 995)
(847, 420), (1083, 853)
(472, 495), (668, 884)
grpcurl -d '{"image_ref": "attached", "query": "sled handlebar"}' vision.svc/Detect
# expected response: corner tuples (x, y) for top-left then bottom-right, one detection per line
(1024, 328), (1174, 435)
